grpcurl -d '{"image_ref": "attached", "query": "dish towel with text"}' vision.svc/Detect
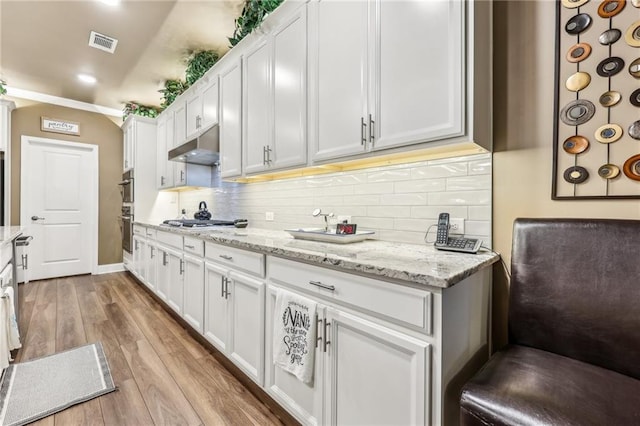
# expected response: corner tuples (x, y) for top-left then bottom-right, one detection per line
(4, 287), (20, 354)
(273, 288), (317, 384)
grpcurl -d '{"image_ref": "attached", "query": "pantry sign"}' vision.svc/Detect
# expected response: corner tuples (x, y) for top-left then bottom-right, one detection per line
(41, 117), (80, 136)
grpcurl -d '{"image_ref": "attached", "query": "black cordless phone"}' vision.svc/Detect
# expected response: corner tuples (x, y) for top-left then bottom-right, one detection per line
(435, 212), (450, 247)
(433, 212), (482, 254)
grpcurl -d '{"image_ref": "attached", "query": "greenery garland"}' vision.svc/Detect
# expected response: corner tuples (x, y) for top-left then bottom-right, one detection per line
(123, 102), (160, 120)
(159, 79), (188, 108)
(185, 50), (219, 86)
(228, 0), (284, 47)
(0, 80), (6, 96)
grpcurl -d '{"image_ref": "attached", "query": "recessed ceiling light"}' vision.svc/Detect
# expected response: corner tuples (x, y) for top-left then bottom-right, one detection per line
(98, 0), (120, 5)
(77, 74), (97, 84)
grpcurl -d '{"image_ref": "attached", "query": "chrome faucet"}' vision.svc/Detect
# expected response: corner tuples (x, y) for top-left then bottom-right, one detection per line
(312, 208), (334, 232)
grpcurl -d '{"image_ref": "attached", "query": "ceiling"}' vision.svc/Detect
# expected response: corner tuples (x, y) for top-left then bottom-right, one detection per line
(0, 0), (244, 115)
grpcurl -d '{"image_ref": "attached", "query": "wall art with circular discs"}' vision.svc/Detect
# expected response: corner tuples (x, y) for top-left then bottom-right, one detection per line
(553, 0), (640, 199)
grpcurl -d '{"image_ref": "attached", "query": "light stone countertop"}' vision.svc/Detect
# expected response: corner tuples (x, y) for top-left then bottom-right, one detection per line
(138, 223), (500, 289)
(0, 227), (26, 246)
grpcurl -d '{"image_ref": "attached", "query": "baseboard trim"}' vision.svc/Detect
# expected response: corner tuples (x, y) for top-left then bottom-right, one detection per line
(95, 263), (125, 274)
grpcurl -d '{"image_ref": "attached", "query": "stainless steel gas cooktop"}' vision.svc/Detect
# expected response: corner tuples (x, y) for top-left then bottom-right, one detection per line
(162, 219), (248, 228)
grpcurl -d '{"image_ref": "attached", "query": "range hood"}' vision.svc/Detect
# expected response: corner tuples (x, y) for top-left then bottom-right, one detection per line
(168, 124), (220, 166)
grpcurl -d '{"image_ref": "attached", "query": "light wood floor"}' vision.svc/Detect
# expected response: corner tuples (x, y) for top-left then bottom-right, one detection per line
(15, 272), (286, 426)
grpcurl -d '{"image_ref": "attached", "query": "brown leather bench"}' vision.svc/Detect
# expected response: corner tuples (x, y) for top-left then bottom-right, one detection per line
(460, 218), (640, 425)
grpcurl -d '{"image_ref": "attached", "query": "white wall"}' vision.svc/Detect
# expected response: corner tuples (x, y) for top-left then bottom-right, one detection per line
(177, 152), (492, 246)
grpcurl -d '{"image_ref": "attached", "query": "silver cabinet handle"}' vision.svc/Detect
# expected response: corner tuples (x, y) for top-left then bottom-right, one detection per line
(361, 117), (366, 145)
(219, 254), (233, 260)
(161, 175), (165, 186)
(162, 251), (167, 266)
(31, 216), (45, 221)
(184, 244), (195, 249)
(135, 240), (139, 250)
(316, 315), (322, 348)
(224, 278), (231, 299)
(263, 146), (267, 165)
(180, 170), (185, 182)
(266, 146), (272, 164)
(323, 318), (331, 353)
(150, 246), (155, 259)
(22, 254), (28, 270)
(179, 259), (184, 275)
(221, 276), (225, 297)
(309, 280), (335, 291)
(369, 114), (375, 143)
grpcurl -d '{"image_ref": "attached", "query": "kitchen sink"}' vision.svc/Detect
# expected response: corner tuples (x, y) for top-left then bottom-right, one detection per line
(285, 228), (375, 244)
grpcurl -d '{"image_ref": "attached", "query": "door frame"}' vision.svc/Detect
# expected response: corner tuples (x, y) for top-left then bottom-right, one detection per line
(20, 135), (99, 276)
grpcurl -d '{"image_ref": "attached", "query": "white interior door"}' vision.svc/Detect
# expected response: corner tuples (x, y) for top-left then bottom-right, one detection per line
(21, 136), (98, 281)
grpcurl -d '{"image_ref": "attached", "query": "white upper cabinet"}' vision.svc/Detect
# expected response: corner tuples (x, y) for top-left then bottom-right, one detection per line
(243, 3), (308, 175)
(156, 113), (175, 189)
(309, 0), (465, 162)
(185, 76), (219, 141)
(219, 59), (243, 178)
(373, 0), (464, 150)
(174, 100), (187, 148)
(309, 0), (368, 161)
(243, 38), (273, 174)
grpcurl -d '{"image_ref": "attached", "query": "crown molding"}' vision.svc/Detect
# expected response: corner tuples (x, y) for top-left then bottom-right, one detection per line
(6, 87), (123, 117)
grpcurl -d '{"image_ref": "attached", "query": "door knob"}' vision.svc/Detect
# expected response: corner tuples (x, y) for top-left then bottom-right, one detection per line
(31, 216), (45, 221)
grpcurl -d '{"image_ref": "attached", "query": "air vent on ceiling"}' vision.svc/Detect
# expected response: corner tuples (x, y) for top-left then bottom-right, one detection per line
(88, 31), (118, 54)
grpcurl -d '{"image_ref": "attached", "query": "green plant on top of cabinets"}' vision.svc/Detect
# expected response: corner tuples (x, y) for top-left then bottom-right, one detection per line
(0, 80), (6, 96)
(159, 79), (188, 108)
(123, 102), (160, 121)
(228, 0), (284, 47)
(185, 50), (220, 86)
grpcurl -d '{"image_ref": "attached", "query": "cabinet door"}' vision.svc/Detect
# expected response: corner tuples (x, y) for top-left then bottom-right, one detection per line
(265, 285), (324, 426)
(228, 270), (265, 385)
(309, 0), (368, 161)
(123, 121), (135, 171)
(156, 116), (169, 189)
(174, 162), (186, 186)
(243, 39), (272, 175)
(146, 241), (157, 291)
(183, 253), (205, 333)
(272, 5), (307, 170)
(155, 245), (170, 302)
(204, 261), (229, 352)
(165, 246), (184, 314)
(324, 308), (430, 426)
(163, 113), (176, 187)
(201, 77), (219, 130)
(219, 60), (243, 178)
(185, 93), (202, 140)
(372, 0), (464, 150)
(132, 235), (145, 281)
(174, 101), (187, 147)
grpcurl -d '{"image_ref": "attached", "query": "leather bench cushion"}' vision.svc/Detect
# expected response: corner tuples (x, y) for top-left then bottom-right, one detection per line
(460, 345), (640, 426)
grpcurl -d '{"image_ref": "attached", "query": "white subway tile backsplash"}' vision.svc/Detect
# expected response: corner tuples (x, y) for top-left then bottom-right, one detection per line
(428, 190), (490, 206)
(354, 182), (395, 195)
(411, 163), (467, 179)
(367, 206), (412, 218)
(469, 206), (491, 221)
(446, 175), (492, 191)
(394, 179), (445, 193)
(175, 153), (492, 245)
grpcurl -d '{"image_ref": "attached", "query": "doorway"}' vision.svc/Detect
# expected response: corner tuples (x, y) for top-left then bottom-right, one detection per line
(20, 136), (98, 280)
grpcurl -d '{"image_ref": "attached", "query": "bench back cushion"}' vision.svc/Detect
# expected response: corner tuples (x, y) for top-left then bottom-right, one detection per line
(509, 218), (640, 380)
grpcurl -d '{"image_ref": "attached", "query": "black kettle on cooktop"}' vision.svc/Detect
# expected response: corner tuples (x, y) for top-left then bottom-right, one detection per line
(194, 201), (212, 220)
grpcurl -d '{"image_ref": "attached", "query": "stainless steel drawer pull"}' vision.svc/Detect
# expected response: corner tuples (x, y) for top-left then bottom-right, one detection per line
(309, 280), (335, 291)
(316, 316), (322, 348)
(323, 318), (331, 353)
(219, 254), (233, 260)
(184, 244), (195, 249)
(361, 117), (366, 145)
(179, 259), (184, 275)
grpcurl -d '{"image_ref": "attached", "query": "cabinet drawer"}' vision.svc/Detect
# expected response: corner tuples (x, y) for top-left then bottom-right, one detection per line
(205, 242), (265, 278)
(268, 257), (431, 333)
(156, 230), (183, 249)
(133, 225), (146, 235)
(144, 228), (157, 239)
(183, 236), (204, 257)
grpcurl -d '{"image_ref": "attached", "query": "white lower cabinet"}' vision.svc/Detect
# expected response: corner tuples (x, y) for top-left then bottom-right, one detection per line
(132, 235), (146, 281)
(183, 253), (205, 333)
(164, 245), (184, 315)
(265, 284), (430, 426)
(146, 239), (156, 292)
(204, 242), (266, 386)
(324, 308), (429, 426)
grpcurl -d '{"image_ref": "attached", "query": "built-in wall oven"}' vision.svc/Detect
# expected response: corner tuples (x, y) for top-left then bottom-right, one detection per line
(121, 205), (133, 253)
(119, 169), (134, 203)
